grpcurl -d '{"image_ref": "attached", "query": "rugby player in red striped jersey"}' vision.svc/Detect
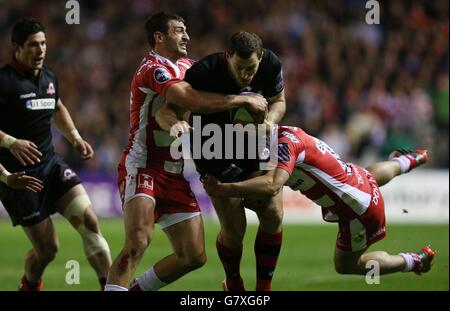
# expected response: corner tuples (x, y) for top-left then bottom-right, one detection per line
(106, 12), (267, 291)
(203, 126), (435, 277)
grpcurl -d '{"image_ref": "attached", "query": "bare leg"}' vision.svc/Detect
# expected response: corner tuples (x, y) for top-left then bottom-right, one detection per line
(56, 185), (111, 281)
(213, 196), (246, 248)
(135, 215), (206, 290)
(155, 215), (206, 282)
(107, 197), (155, 288)
(22, 218), (59, 284)
(366, 161), (401, 187)
(334, 247), (406, 275)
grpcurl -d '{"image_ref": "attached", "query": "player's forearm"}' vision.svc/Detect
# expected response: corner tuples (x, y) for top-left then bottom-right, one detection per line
(53, 100), (81, 145)
(266, 92), (286, 124)
(179, 91), (244, 113)
(166, 82), (246, 113)
(155, 102), (183, 131)
(222, 176), (281, 198)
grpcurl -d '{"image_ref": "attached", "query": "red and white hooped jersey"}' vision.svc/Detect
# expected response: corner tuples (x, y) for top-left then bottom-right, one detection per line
(276, 126), (381, 222)
(119, 51), (194, 173)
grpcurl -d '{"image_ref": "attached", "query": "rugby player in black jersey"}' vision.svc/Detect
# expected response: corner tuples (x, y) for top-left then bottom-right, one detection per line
(156, 31), (286, 291)
(0, 18), (111, 291)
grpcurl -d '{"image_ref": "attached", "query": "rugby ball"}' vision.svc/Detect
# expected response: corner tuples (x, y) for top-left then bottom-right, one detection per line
(233, 107), (255, 124)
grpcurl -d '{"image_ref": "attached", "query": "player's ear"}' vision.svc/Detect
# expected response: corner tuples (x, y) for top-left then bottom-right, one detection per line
(154, 31), (164, 44)
(12, 42), (19, 54)
(225, 51), (231, 61)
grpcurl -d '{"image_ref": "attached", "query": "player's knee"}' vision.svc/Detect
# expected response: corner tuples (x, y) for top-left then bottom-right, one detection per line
(257, 211), (283, 234)
(126, 229), (152, 256)
(334, 262), (354, 275)
(36, 241), (59, 262)
(180, 252), (207, 271)
(220, 230), (245, 247)
(63, 194), (110, 257)
(334, 259), (360, 275)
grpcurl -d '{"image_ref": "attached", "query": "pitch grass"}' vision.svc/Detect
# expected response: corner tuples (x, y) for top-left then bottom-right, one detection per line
(0, 219), (447, 291)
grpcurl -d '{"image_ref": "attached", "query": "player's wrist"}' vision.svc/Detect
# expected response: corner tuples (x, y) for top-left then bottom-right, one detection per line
(0, 134), (18, 149)
(0, 169), (11, 184)
(226, 95), (245, 109)
(70, 129), (82, 145)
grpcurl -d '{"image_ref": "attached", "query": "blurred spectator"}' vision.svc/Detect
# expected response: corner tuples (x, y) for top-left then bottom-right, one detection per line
(1, 0), (448, 174)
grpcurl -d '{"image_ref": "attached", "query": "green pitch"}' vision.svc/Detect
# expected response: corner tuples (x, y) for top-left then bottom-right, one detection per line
(0, 218), (447, 291)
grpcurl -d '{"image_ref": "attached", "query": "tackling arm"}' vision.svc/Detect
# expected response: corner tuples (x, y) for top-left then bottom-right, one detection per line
(203, 168), (291, 199)
(165, 81), (267, 114)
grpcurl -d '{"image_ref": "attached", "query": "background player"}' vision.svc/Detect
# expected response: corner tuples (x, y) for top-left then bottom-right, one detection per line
(0, 18), (112, 290)
(156, 31), (286, 291)
(203, 125), (435, 276)
(106, 13), (268, 291)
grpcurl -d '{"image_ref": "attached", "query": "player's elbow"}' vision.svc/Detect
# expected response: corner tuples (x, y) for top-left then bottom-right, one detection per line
(265, 180), (282, 197)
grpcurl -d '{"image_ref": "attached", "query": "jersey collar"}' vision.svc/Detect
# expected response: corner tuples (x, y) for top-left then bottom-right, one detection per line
(149, 50), (181, 78)
(9, 57), (36, 78)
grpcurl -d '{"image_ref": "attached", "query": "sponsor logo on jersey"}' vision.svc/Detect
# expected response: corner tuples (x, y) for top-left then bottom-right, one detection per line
(20, 92), (36, 99)
(25, 98), (56, 110)
(137, 173), (153, 190)
(154, 67), (172, 84)
(278, 142), (290, 161)
(46, 82), (55, 95)
(280, 131), (299, 143)
(62, 169), (77, 182)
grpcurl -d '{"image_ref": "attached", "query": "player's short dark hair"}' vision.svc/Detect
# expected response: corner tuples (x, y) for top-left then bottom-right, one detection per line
(11, 18), (45, 47)
(145, 12), (185, 48)
(228, 31), (263, 59)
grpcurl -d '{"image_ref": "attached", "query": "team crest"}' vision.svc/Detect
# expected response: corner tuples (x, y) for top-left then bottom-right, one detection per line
(154, 67), (171, 84)
(46, 82), (55, 95)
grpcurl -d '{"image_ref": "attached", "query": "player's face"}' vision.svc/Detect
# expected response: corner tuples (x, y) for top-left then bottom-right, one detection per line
(227, 52), (262, 88)
(16, 32), (47, 74)
(164, 20), (190, 58)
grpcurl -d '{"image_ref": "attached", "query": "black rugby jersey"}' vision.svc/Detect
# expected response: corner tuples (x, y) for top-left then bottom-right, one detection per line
(184, 49), (284, 180)
(0, 57), (59, 171)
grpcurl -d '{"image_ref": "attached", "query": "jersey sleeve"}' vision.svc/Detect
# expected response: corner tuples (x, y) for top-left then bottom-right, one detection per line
(54, 74), (60, 102)
(261, 50), (284, 98)
(276, 131), (303, 175)
(143, 64), (183, 97)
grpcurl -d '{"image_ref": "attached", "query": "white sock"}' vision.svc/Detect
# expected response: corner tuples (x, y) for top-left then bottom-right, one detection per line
(399, 253), (414, 272)
(137, 266), (167, 291)
(104, 284), (129, 291)
(392, 156), (411, 173)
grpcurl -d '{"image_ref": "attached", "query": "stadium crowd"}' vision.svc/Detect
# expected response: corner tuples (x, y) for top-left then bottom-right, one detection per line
(0, 0), (448, 174)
